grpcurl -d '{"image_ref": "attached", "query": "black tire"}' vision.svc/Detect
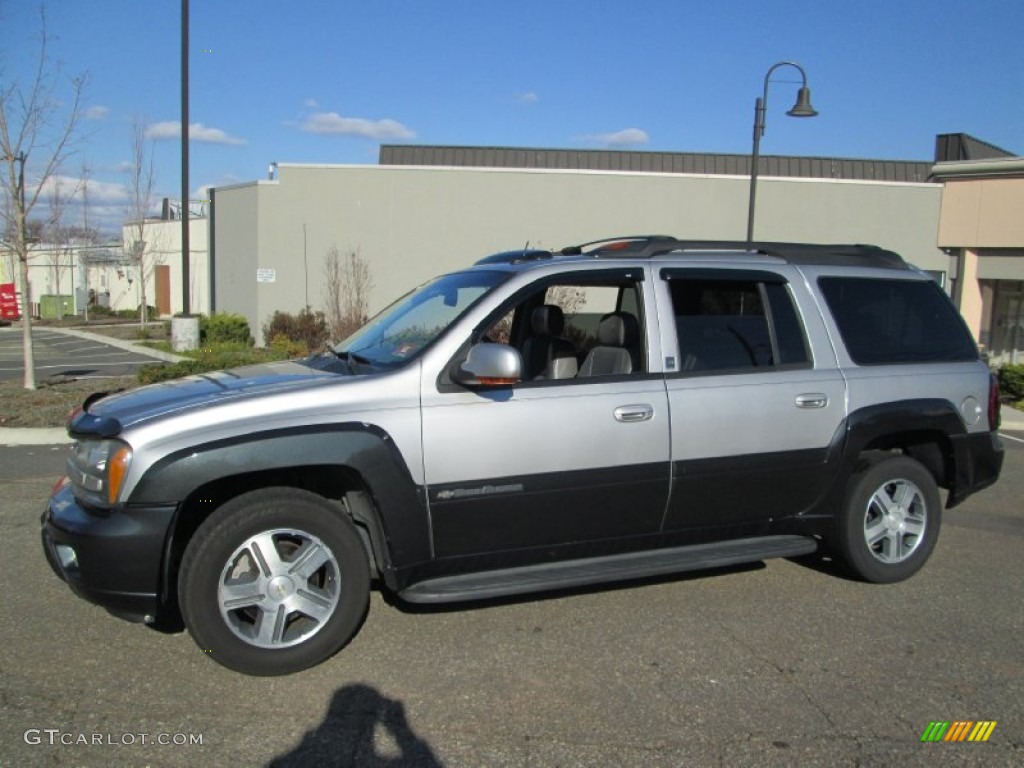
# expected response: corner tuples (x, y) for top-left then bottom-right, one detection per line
(178, 487), (370, 675)
(838, 455), (942, 584)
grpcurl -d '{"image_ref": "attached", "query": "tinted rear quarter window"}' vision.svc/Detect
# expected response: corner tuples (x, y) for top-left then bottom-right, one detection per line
(666, 277), (810, 372)
(818, 277), (977, 364)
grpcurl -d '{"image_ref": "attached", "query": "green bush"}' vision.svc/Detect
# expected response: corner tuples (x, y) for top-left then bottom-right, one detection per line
(115, 304), (158, 320)
(262, 307), (328, 353)
(201, 312), (253, 345)
(136, 342), (295, 385)
(137, 359), (209, 384)
(998, 363), (1024, 402)
(268, 333), (311, 358)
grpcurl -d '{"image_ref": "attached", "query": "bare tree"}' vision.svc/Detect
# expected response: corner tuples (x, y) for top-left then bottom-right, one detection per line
(324, 245), (373, 342)
(44, 172), (81, 321)
(0, 7), (86, 388)
(78, 162), (94, 322)
(124, 118), (156, 328)
(546, 285), (587, 315)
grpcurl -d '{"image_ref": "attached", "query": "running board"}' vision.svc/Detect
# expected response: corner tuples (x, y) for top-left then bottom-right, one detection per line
(399, 535), (817, 604)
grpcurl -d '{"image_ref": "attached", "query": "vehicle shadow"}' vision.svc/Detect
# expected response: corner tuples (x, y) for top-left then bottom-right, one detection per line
(785, 550), (859, 581)
(266, 683), (443, 767)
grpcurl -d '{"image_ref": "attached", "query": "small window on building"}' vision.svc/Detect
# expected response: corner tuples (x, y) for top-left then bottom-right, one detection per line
(818, 277), (978, 365)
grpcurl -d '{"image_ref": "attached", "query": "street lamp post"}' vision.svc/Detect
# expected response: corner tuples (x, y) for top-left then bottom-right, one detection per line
(745, 61), (818, 244)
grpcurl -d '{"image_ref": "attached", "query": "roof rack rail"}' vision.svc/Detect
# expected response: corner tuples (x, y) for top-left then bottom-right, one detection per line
(475, 237), (909, 270)
(581, 238), (909, 270)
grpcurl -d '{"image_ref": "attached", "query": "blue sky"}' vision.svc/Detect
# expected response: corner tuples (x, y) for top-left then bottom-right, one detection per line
(2, 0), (1022, 233)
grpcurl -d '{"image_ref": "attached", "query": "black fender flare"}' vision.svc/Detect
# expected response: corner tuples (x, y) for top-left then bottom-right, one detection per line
(129, 424), (430, 574)
(834, 399), (967, 508)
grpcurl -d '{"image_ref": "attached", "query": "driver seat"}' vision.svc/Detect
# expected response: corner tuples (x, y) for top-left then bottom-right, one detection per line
(521, 305), (578, 380)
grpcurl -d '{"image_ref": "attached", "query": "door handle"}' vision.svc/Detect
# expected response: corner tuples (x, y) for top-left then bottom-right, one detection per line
(614, 404), (654, 423)
(795, 393), (828, 409)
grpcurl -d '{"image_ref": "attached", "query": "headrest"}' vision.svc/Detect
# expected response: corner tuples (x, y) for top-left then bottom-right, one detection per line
(597, 312), (639, 347)
(531, 304), (565, 336)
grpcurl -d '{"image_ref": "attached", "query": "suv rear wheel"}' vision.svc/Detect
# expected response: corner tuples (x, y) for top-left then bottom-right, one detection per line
(838, 456), (942, 583)
(178, 487), (370, 675)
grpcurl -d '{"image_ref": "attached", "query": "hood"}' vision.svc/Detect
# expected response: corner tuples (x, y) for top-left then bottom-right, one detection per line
(69, 355), (359, 438)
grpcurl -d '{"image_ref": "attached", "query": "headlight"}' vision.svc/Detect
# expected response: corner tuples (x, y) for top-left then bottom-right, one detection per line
(68, 439), (133, 506)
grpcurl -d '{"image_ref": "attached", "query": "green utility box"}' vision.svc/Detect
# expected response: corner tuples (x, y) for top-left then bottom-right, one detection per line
(39, 294), (74, 319)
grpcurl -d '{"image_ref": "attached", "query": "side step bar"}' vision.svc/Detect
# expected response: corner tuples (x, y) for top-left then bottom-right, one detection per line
(399, 535), (817, 604)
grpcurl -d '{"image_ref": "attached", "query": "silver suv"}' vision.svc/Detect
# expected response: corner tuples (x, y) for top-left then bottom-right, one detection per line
(41, 237), (1004, 675)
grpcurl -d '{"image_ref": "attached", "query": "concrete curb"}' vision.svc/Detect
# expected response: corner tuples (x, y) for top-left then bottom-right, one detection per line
(0, 427), (71, 445)
(45, 326), (188, 363)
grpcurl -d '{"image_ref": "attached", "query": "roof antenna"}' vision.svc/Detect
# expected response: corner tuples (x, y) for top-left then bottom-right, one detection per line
(523, 240), (530, 258)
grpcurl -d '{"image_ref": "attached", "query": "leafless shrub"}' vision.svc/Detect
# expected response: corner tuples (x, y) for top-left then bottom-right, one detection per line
(324, 246), (373, 342)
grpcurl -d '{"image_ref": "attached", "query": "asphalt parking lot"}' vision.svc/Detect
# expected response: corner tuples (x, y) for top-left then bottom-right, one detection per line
(0, 440), (1021, 767)
(0, 326), (169, 382)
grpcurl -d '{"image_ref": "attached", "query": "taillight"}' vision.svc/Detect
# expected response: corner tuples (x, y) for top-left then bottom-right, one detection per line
(988, 373), (1001, 431)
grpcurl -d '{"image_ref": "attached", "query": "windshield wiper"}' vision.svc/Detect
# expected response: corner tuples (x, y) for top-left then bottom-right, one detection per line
(333, 349), (374, 367)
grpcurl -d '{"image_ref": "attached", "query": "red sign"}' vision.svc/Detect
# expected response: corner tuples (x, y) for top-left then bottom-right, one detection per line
(0, 282), (20, 319)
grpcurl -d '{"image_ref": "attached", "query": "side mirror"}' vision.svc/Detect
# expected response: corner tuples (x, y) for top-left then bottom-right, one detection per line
(455, 343), (522, 387)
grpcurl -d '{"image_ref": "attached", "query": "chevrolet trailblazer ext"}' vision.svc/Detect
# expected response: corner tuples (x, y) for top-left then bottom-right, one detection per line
(42, 238), (1003, 675)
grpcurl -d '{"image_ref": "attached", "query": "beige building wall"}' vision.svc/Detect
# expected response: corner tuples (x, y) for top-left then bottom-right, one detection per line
(937, 173), (1024, 248)
(212, 183), (261, 328)
(934, 158), (1024, 361)
(956, 250), (985, 341)
(214, 164), (945, 345)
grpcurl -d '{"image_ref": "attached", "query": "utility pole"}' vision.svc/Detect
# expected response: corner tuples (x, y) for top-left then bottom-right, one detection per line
(181, 0), (191, 316)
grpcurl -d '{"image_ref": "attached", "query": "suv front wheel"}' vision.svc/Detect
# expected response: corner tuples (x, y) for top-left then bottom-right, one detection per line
(178, 487), (370, 675)
(838, 456), (942, 584)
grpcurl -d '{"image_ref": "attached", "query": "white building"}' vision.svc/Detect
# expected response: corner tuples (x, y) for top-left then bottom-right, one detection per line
(1, 199), (208, 319)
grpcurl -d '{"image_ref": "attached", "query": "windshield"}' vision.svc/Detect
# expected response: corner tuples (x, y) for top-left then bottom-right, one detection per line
(333, 270), (508, 367)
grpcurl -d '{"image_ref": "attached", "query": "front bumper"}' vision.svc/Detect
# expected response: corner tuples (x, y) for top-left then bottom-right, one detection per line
(41, 484), (177, 622)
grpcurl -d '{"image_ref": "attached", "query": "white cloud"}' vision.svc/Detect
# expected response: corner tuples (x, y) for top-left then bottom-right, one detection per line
(145, 122), (182, 141)
(304, 97), (319, 108)
(517, 91), (539, 104)
(145, 121), (246, 145)
(300, 112), (416, 140)
(83, 105), (109, 120)
(35, 174), (127, 205)
(20, 174), (131, 234)
(580, 128), (650, 148)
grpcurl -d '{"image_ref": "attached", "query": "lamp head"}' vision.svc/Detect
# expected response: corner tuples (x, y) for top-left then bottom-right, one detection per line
(787, 86), (818, 117)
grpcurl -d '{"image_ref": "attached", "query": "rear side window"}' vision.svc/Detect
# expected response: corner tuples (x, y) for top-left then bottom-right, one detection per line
(664, 273), (810, 373)
(818, 277), (977, 364)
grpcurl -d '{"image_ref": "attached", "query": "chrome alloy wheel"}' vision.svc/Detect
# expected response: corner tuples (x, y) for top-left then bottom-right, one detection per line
(217, 528), (341, 649)
(862, 478), (927, 564)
